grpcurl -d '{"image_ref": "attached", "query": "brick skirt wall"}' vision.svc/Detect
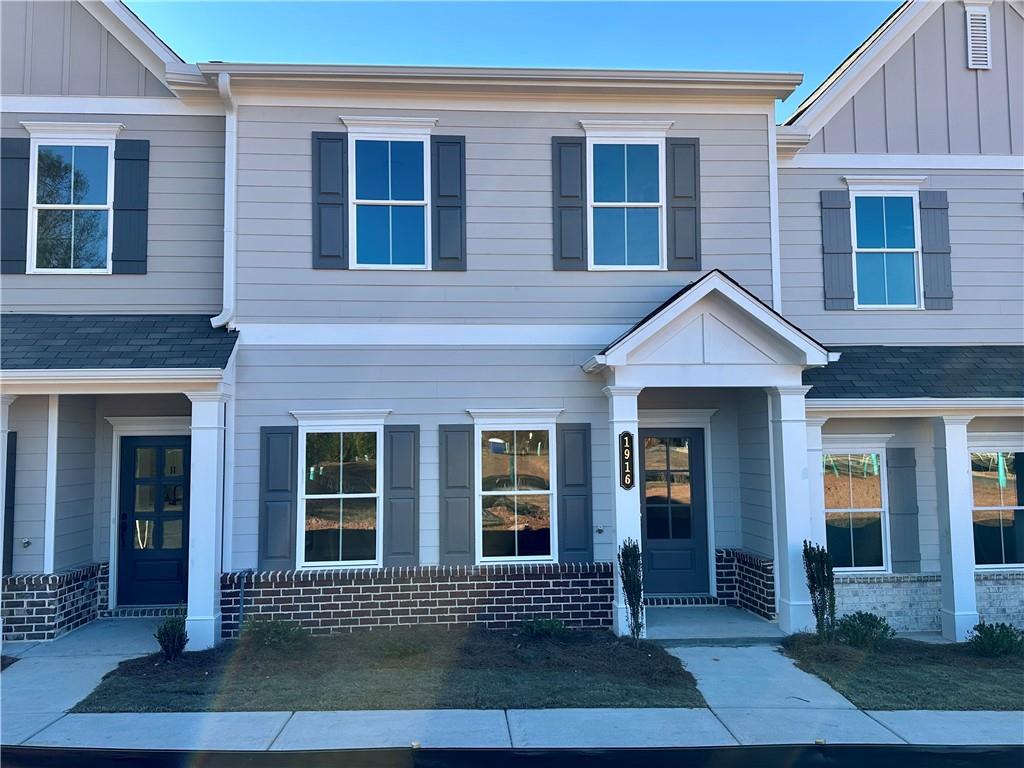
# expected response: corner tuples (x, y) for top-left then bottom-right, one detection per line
(835, 573), (942, 632)
(716, 548), (776, 619)
(976, 571), (1024, 628)
(1, 565), (100, 641)
(220, 562), (615, 638)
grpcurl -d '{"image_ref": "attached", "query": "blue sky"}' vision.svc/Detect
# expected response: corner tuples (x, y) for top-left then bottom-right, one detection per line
(125, 1), (902, 120)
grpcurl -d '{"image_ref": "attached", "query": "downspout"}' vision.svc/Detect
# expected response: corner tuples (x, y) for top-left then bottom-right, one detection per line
(211, 72), (237, 328)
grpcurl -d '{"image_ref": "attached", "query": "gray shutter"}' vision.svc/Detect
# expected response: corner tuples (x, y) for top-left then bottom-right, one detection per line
(312, 132), (347, 269)
(887, 447), (921, 574)
(439, 424), (475, 565)
(821, 190), (855, 310)
(919, 190), (953, 310)
(111, 139), (150, 275)
(666, 138), (701, 271)
(431, 135), (466, 271)
(1, 138), (30, 274)
(383, 425), (419, 566)
(3, 432), (16, 576)
(552, 137), (587, 270)
(258, 426), (298, 571)
(557, 423), (593, 563)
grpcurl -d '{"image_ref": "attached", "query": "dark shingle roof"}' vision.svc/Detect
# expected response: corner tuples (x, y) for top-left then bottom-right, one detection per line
(1, 314), (238, 370)
(803, 345), (1024, 399)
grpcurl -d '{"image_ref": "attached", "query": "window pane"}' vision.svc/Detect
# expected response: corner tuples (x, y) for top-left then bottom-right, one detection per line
(626, 208), (659, 266)
(36, 210), (73, 269)
(645, 470), (669, 503)
(850, 510), (883, 567)
(390, 205), (425, 265)
(72, 210), (108, 269)
(1010, 453), (1023, 508)
(973, 508), (1004, 565)
(670, 503), (692, 539)
(134, 485), (155, 513)
(481, 431), (515, 491)
(855, 252), (886, 305)
(133, 519), (156, 550)
(644, 437), (667, 471)
(164, 448), (185, 477)
(849, 453), (883, 508)
(162, 519), (183, 550)
(136, 448), (157, 478)
(341, 497), (376, 561)
(646, 506), (670, 539)
(593, 143), (625, 202)
(72, 145), (109, 205)
(482, 495), (516, 557)
(515, 430), (549, 491)
(972, 452), (999, 506)
(1002, 508), (1023, 565)
(342, 431), (377, 494)
(854, 196), (884, 248)
(37, 145), (73, 204)
(163, 484), (184, 513)
(389, 141), (423, 201)
(626, 144), (659, 202)
(305, 432), (340, 495)
(825, 511), (853, 568)
(882, 196), (914, 247)
(356, 205), (389, 264)
(823, 453), (851, 510)
(593, 207), (626, 266)
(884, 252), (917, 305)
(305, 498), (340, 562)
(355, 140), (389, 200)
(516, 494), (551, 556)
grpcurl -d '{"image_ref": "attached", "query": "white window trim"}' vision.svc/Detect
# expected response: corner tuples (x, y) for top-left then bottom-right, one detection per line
(291, 409), (392, 569)
(843, 176), (927, 311)
(581, 120), (673, 272)
(967, 432), (1024, 570)
(341, 116), (437, 271)
(821, 436), (894, 573)
(23, 122), (123, 275)
(468, 408), (563, 565)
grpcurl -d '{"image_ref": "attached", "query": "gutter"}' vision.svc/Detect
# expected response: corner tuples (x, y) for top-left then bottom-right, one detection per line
(211, 72), (237, 328)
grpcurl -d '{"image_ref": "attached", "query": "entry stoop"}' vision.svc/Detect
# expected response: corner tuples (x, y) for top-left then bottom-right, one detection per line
(644, 605), (787, 645)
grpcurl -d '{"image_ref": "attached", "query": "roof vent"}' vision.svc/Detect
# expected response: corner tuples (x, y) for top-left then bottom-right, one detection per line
(964, 3), (992, 69)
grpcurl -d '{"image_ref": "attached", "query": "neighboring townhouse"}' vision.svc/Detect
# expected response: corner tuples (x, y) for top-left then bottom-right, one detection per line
(1, 0), (1021, 650)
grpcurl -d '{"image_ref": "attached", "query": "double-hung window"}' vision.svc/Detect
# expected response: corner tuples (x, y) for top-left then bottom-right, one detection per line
(822, 446), (890, 570)
(24, 122), (120, 273)
(343, 117), (435, 269)
(971, 449), (1024, 567)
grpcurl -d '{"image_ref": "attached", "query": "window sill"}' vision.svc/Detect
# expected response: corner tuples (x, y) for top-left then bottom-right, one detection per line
(477, 557), (557, 566)
(588, 265), (665, 272)
(974, 564), (1024, 572)
(26, 268), (113, 275)
(349, 264), (430, 271)
(297, 561), (381, 570)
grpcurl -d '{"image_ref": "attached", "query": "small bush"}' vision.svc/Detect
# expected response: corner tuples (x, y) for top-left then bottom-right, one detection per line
(967, 621), (1024, 657)
(618, 538), (644, 647)
(154, 615), (188, 661)
(518, 618), (567, 640)
(802, 540), (836, 643)
(241, 617), (308, 649)
(836, 611), (895, 649)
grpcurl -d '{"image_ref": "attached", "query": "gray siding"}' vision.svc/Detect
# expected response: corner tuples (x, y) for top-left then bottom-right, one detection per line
(737, 390), (774, 558)
(811, 1), (1024, 155)
(779, 167), (1024, 344)
(234, 106), (774, 324)
(0, 112), (225, 314)
(7, 396), (48, 574)
(54, 395), (95, 571)
(1, 1), (173, 98)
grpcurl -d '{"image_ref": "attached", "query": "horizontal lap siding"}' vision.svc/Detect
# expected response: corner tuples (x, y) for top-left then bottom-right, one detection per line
(7, 396), (48, 574)
(231, 345), (614, 569)
(779, 168), (1024, 344)
(234, 106), (773, 324)
(54, 395), (95, 571)
(0, 113), (224, 314)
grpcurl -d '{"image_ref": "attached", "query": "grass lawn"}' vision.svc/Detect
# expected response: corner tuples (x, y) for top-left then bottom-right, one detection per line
(74, 626), (705, 712)
(782, 634), (1024, 711)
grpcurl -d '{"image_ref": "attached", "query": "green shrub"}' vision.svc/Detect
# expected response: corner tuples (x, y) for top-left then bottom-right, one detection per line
(518, 618), (567, 640)
(802, 540), (836, 643)
(618, 538), (644, 647)
(836, 611), (895, 649)
(154, 615), (188, 661)
(967, 621), (1024, 657)
(241, 616), (309, 649)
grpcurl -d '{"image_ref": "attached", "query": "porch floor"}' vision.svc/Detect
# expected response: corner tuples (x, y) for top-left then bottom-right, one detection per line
(646, 606), (785, 644)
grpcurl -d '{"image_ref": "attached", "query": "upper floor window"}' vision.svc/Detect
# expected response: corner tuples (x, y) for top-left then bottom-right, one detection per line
(822, 448), (889, 570)
(971, 450), (1024, 567)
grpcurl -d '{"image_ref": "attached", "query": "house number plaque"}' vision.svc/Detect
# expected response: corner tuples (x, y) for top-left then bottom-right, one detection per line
(619, 431), (636, 490)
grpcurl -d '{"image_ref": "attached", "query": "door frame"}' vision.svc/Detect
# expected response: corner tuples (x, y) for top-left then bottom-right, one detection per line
(638, 409), (717, 596)
(106, 416), (190, 610)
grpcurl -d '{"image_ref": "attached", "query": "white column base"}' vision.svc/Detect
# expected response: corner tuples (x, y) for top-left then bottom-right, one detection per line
(941, 608), (979, 642)
(776, 598), (814, 635)
(186, 614), (223, 651)
(613, 604), (630, 637)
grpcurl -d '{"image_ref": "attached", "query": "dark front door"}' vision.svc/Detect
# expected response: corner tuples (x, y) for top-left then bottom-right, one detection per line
(118, 436), (190, 606)
(640, 428), (709, 595)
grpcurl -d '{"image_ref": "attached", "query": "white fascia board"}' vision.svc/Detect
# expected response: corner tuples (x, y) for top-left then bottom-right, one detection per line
(807, 397), (1024, 419)
(780, 153), (1024, 171)
(1, 96), (224, 117)
(234, 323), (630, 347)
(0, 368), (223, 395)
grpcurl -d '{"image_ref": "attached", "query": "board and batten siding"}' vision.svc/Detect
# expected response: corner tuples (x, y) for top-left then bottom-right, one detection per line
(54, 395), (95, 571)
(779, 167), (1024, 345)
(805, 1), (1024, 155)
(6, 396), (48, 574)
(234, 105), (774, 324)
(0, 112), (225, 314)
(1, 0), (173, 98)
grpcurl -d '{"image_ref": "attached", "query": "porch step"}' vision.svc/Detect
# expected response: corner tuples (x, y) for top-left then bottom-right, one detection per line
(99, 605), (183, 619)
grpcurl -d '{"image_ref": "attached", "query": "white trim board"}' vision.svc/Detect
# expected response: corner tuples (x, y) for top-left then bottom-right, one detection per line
(235, 323), (631, 347)
(780, 153), (1024, 170)
(807, 398), (1024, 419)
(0, 96), (225, 117)
(43, 395), (58, 573)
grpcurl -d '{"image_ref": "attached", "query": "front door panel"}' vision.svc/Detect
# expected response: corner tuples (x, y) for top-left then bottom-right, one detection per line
(117, 436), (190, 606)
(640, 428), (709, 594)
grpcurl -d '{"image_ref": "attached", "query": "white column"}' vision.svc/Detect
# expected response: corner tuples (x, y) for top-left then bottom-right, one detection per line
(0, 395), (17, 575)
(44, 394), (58, 573)
(185, 390), (229, 650)
(933, 416), (979, 641)
(603, 385), (642, 637)
(768, 386), (815, 634)
(806, 416), (829, 547)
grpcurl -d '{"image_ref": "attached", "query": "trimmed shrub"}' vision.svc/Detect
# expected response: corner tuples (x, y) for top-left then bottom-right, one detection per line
(836, 611), (895, 649)
(967, 621), (1024, 657)
(154, 615), (188, 661)
(241, 616), (308, 650)
(518, 618), (567, 640)
(618, 538), (644, 647)
(802, 540), (836, 643)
